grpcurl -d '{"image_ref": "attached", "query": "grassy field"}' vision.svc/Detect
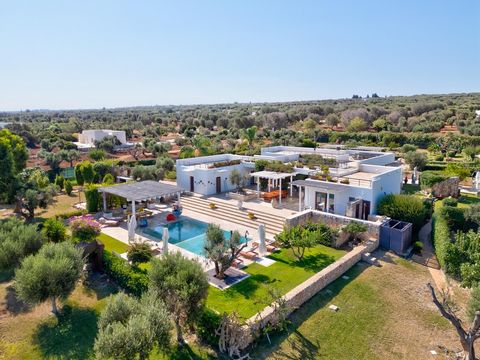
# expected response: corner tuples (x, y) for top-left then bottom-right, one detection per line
(0, 250), (466, 359)
(0, 275), (217, 360)
(434, 192), (480, 212)
(36, 192), (84, 219)
(251, 252), (461, 360)
(207, 245), (345, 320)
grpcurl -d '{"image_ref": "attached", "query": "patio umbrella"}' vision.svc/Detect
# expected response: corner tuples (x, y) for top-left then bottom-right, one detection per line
(162, 227), (169, 254)
(128, 215), (137, 243)
(258, 224), (267, 257)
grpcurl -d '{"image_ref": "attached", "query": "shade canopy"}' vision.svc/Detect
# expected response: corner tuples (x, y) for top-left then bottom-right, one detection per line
(250, 171), (295, 180)
(98, 180), (185, 202)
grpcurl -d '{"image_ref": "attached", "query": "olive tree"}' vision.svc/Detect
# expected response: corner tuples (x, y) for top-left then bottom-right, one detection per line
(204, 224), (246, 279)
(428, 283), (480, 360)
(149, 252), (209, 344)
(94, 292), (171, 360)
(14, 242), (83, 314)
(0, 217), (45, 270)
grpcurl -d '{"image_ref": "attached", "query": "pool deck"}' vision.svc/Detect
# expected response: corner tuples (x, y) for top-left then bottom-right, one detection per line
(101, 200), (279, 271)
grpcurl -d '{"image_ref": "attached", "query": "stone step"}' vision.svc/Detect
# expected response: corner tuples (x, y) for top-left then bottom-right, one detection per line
(181, 202), (284, 235)
(180, 198), (284, 235)
(181, 196), (286, 227)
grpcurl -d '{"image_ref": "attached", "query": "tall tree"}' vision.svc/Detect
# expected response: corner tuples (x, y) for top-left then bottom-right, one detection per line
(149, 252), (209, 344)
(15, 242), (83, 314)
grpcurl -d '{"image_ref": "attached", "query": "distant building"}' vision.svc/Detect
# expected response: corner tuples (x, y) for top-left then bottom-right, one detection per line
(75, 129), (128, 150)
(476, 110), (480, 118)
(0, 122), (11, 128)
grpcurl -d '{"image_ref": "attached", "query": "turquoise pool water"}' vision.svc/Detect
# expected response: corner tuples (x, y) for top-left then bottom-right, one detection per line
(143, 218), (247, 256)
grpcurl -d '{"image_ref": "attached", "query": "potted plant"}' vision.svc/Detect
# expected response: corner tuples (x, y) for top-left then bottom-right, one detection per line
(247, 212), (256, 220)
(340, 178), (350, 184)
(209, 203), (217, 209)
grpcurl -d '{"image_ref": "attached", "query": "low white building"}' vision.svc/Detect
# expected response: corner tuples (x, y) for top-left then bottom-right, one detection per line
(176, 145), (402, 218)
(75, 129), (128, 150)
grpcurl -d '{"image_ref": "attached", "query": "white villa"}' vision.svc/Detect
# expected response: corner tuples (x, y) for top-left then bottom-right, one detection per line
(176, 145), (402, 220)
(75, 129), (129, 150)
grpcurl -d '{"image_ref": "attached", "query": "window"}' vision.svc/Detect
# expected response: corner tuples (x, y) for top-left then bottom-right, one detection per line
(329, 193), (335, 213)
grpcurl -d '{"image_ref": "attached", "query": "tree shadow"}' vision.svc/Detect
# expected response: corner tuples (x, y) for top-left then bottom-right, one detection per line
(163, 343), (219, 360)
(81, 272), (118, 301)
(225, 273), (273, 299)
(269, 252), (337, 273)
(33, 304), (99, 360)
(4, 283), (32, 315)
(250, 262), (370, 359)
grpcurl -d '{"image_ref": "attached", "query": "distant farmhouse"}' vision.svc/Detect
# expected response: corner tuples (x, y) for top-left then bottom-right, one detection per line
(75, 129), (130, 150)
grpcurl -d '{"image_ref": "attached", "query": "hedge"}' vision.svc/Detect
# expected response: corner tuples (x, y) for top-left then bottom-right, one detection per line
(377, 194), (428, 231)
(431, 212), (451, 270)
(103, 251), (148, 296)
(85, 185), (101, 213)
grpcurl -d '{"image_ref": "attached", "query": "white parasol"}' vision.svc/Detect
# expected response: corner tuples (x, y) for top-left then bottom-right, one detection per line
(258, 224), (267, 257)
(162, 227), (169, 254)
(128, 215), (137, 243)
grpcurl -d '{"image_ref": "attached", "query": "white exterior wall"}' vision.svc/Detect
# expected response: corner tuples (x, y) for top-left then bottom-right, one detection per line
(303, 182), (374, 216)
(176, 154), (253, 195)
(302, 165), (402, 216)
(79, 130), (127, 145)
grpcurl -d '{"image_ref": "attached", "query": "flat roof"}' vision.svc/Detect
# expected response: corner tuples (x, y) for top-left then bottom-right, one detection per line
(98, 180), (185, 202)
(250, 171), (295, 180)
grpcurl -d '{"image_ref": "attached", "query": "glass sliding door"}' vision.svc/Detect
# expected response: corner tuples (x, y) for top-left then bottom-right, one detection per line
(315, 191), (334, 213)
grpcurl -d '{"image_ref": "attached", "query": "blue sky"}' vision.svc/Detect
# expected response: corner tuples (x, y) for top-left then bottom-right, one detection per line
(0, 0), (478, 110)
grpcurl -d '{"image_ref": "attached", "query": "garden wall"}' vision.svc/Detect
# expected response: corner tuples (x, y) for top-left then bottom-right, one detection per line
(244, 238), (379, 342)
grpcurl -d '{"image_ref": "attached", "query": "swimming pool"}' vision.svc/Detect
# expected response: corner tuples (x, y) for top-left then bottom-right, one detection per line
(143, 218), (247, 256)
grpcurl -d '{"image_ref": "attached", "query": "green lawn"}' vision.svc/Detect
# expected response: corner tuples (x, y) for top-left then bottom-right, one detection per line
(97, 233), (129, 253)
(207, 245), (345, 320)
(434, 192), (480, 212)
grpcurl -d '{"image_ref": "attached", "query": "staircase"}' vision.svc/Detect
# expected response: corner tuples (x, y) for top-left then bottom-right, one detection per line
(180, 195), (286, 236)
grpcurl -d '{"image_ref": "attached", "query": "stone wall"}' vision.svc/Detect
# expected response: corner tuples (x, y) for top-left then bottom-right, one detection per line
(432, 177), (460, 199)
(243, 238), (379, 342)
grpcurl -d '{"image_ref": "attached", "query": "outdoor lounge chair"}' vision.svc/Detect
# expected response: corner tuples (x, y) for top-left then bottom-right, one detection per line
(252, 241), (277, 253)
(98, 217), (120, 227)
(239, 250), (258, 260)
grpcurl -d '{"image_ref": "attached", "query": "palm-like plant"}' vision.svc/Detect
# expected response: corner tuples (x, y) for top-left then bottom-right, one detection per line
(241, 126), (257, 149)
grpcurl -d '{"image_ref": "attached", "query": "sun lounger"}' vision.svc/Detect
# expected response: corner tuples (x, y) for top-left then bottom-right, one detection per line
(252, 241), (277, 253)
(240, 250), (258, 260)
(98, 217), (120, 227)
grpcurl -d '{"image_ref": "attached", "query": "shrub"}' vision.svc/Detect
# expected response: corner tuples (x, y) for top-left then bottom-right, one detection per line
(438, 206), (472, 232)
(413, 241), (423, 253)
(55, 175), (65, 190)
(442, 197), (458, 207)
(42, 218), (67, 243)
(377, 194), (428, 231)
(103, 252), (148, 296)
(0, 218), (45, 271)
(127, 243), (153, 266)
(404, 151), (428, 170)
(69, 215), (101, 243)
(64, 180), (73, 195)
(275, 222), (334, 260)
(85, 185), (101, 213)
(102, 173), (115, 185)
